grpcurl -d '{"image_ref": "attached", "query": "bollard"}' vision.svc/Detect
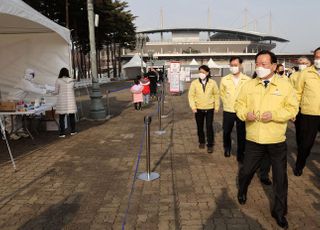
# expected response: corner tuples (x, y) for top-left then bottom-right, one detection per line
(155, 96), (166, 135)
(138, 116), (160, 181)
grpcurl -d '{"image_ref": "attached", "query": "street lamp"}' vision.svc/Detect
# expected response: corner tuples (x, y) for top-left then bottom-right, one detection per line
(136, 33), (148, 77)
(87, 0), (106, 120)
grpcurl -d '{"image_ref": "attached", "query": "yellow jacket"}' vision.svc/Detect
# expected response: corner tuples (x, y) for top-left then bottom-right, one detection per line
(276, 74), (289, 81)
(220, 73), (251, 113)
(188, 78), (220, 111)
(289, 72), (300, 88)
(235, 76), (298, 144)
(296, 66), (320, 115)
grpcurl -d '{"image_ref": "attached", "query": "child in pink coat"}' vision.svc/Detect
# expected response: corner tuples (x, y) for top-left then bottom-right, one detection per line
(130, 79), (143, 110)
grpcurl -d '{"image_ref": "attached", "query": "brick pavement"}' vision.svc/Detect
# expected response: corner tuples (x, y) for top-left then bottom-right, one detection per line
(0, 81), (319, 230)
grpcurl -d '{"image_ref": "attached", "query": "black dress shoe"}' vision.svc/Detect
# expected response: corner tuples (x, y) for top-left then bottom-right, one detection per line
(199, 143), (205, 149)
(237, 192), (247, 205)
(293, 167), (303, 176)
(271, 213), (289, 229)
(224, 149), (231, 157)
(260, 178), (272, 185)
(207, 147), (213, 154)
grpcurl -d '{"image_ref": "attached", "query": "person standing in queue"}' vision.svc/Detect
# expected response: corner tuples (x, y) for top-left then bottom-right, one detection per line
(188, 65), (219, 154)
(54, 68), (77, 138)
(234, 50), (298, 229)
(220, 56), (250, 162)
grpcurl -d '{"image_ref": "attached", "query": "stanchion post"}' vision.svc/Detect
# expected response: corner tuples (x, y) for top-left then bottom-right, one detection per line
(105, 89), (111, 119)
(161, 83), (164, 113)
(161, 81), (168, 119)
(155, 96), (166, 135)
(138, 116), (160, 181)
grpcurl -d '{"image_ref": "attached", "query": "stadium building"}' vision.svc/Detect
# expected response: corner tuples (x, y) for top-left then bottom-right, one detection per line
(122, 27), (311, 77)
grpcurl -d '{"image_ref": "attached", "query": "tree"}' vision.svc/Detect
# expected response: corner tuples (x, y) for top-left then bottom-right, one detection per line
(23, 0), (137, 79)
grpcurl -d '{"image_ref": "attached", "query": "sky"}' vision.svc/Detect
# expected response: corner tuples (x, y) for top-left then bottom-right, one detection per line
(125, 0), (319, 54)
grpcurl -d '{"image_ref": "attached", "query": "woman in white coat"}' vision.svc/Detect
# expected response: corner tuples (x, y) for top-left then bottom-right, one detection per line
(54, 68), (77, 137)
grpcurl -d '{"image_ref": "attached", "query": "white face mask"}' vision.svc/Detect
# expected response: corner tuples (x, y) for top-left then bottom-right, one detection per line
(314, 59), (320, 69)
(199, 73), (207, 80)
(229, 66), (239, 75)
(255, 67), (271, 79)
(298, 64), (307, 71)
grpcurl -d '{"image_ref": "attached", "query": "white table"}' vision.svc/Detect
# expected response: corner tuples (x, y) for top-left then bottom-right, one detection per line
(0, 103), (56, 170)
(0, 103), (55, 116)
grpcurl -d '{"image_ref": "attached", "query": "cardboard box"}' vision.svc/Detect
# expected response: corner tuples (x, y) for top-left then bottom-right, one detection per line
(46, 120), (59, 131)
(0, 101), (16, 112)
(45, 109), (56, 120)
(46, 116), (68, 131)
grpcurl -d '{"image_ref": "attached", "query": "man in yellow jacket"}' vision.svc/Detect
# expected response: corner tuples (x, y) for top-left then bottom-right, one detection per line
(235, 50), (298, 229)
(188, 65), (219, 153)
(294, 47), (320, 177)
(220, 56), (250, 162)
(289, 56), (311, 149)
(276, 64), (289, 80)
(289, 56), (311, 87)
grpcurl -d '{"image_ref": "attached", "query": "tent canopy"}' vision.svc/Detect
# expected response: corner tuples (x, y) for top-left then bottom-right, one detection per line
(123, 53), (146, 69)
(0, 0), (70, 43)
(207, 58), (221, 68)
(0, 0), (71, 98)
(189, 59), (199, 66)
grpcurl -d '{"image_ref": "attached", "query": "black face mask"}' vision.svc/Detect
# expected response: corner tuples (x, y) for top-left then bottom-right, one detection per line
(278, 71), (284, 75)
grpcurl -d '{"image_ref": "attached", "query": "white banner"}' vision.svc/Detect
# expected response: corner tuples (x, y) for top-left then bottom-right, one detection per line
(169, 62), (181, 93)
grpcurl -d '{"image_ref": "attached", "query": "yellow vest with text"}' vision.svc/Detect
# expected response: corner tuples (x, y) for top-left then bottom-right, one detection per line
(296, 66), (320, 115)
(220, 73), (251, 113)
(188, 78), (220, 111)
(234, 76), (298, 144)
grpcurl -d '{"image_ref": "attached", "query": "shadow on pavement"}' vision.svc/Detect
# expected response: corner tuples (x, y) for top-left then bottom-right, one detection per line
(17, 193), (82, 230)
(203, 188), (266, 229)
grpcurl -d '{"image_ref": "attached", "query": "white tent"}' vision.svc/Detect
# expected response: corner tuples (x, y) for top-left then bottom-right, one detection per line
(122, 53), (146, 80)
(123, 53), (146, 69)
(189, 59), (199, 66)
(0, 0), (71, 98)
(207, 58), (221, 68)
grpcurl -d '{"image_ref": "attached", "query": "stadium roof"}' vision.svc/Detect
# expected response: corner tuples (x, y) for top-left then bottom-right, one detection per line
(137, 27), (288, 43)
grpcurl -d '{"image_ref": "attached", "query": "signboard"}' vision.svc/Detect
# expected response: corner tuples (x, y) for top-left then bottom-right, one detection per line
(169, 62), (181, 93)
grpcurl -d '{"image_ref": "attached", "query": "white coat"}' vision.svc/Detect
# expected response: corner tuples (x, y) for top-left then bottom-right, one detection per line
(54, 77), (77, 114)
(7, 78), (46, 100)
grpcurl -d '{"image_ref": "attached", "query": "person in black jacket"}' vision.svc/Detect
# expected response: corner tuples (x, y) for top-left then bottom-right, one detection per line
(147, 68), (158, 99)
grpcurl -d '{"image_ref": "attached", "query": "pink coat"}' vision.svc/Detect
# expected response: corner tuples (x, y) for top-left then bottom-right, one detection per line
(130, 84), (143, 103)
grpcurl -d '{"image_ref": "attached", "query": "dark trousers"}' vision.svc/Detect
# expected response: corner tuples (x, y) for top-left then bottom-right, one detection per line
(223, 111), (246, 160)
(59, 114), (76, 135)
(294, 111), (302, 148)
(296, 114), (320, 170)
(195, 109), (214, 147)
(134, 102), (142, 110)
(257, 155), (271, 180)
(238, 141), (288, 217)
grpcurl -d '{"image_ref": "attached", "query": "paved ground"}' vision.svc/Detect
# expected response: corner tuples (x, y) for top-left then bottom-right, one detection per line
(0, 80), (319, 230)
